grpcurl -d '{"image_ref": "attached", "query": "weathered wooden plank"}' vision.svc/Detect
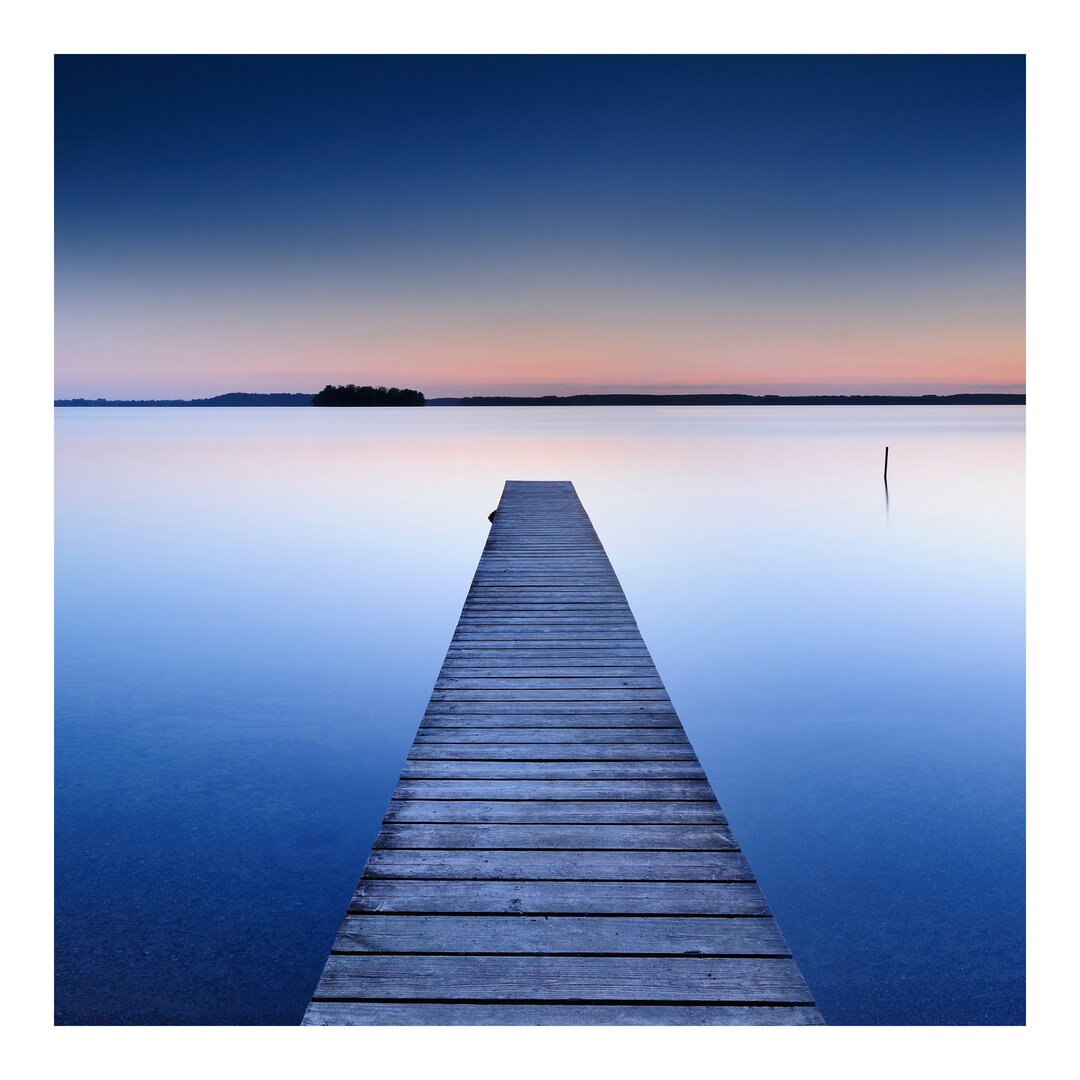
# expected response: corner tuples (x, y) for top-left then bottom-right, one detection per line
(459, 610), (634, 618)
(457, 611), (638, 620)
(460, 598), (626, 605)
(449, 627), (639, 634)
(419, 716), (681, 729)
(482, 540), (603, 545)
(400, 761), (707, 780)
(393, 786), (712, 803)
(362, 849), (751, 881)
(424, 701), (677, 714)
(408, 742), (693, 757)
(467, 581), (625, 587)
(383, 800), (729, 824)
(331, 914), (783, 955)
(460, 603), (631, 610)
(476, 555), (613, 561)
(313, 955), (814, 1003)
(417, 721), (686, 735)
(429, 689), (671, 702)
(349, 879), (767, 915)
(444, 639), (652, 648)
(451, 630), (643, 639)
(461, 599), (633, 608)
(411, 755), (698, 774)
(451, 629), (642, 635)
(455, 613), (630, 622)
(434, 678), (667, 689)
(303, 1002), (825, 1026)
(472, 566), (618, 572)
(474, 558), (612, 563)
(461, 592), (631, 599)
(472, 572), (621, 578)
(451, 630), (644, 638)
(443, 657), (655, 667)
(460, 582), (628, 589)
(413, 729), (690, 743)
(438, 660), (656, 669)
(464, 598), (626, 605)
(469, 571), (617, 576)
(442, 657), (654, 667)
(451, 626), (643, 630)
(479, 548), (608, 551)
(452, 626), (642, 633)
(449, 635), (645, 642)
(393, 779), (713, 801)
(373, 823), (736, 850)
(454, 621), (640, 628)
(472, 553), (612, 558)
(481, 541), (598, 547)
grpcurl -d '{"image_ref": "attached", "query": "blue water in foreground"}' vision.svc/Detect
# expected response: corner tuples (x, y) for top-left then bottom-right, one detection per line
(55, 406), (1024, 1024)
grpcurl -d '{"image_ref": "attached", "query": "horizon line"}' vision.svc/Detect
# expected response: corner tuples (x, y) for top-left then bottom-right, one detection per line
(54, 383), (1028, 400)
(55, 389), (1028, 404)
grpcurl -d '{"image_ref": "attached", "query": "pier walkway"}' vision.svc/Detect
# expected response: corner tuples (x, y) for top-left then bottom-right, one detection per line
(304, 481), (822, 1025)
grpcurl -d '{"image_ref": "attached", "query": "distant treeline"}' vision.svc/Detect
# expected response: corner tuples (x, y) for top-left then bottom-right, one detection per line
(56, 389), (1025, 408)
(54, 387), (428, 407)
(56, 392), (314, 407)
(429, 393), (1026, 406)
(312, 384), (426, 406)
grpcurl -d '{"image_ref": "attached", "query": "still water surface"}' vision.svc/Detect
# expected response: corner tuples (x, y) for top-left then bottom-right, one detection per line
(55, 406), (1024, 1024)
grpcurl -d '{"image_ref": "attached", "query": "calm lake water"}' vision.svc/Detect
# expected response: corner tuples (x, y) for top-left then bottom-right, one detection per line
(54, 406), (1025, 1025)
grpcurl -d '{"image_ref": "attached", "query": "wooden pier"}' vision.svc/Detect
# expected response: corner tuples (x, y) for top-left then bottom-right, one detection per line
(303, 481), (822, 1025)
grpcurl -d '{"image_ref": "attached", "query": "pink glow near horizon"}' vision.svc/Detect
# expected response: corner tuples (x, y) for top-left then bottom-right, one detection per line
(55, 281), (1025, 399)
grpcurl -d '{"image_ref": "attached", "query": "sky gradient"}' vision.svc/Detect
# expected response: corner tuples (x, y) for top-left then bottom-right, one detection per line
(55, 55), (1025, 397)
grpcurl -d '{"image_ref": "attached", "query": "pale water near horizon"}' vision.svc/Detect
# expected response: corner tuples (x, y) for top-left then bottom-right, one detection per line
(55, 406), (1024, 1024)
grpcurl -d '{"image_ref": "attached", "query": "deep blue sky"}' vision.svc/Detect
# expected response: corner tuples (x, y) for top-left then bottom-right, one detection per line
(55, 55), (1025, 396)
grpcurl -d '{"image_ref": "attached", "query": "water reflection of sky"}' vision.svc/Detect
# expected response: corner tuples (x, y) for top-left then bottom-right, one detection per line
(55, 406), (1024, 1024)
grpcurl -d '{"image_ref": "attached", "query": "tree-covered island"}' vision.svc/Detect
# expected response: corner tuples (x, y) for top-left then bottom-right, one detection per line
(312, 384), (426, 406)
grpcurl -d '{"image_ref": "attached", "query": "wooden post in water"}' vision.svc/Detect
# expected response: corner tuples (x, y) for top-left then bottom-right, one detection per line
(884, 446), (890, 484)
